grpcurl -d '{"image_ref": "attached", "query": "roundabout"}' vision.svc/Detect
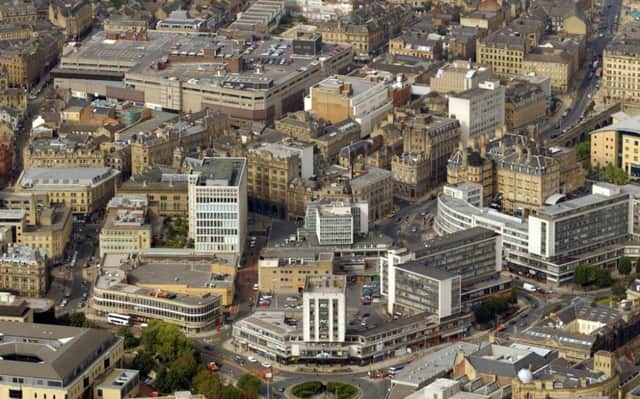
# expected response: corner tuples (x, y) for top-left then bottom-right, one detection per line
(290, 381), (360, 399)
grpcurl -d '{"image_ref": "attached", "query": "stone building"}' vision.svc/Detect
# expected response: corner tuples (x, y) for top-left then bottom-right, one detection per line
(0, 245), (47, 297)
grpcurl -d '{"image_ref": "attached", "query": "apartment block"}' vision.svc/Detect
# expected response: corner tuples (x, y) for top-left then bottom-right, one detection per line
(187, 157), (247, 255)
(303, 275), (346, 342)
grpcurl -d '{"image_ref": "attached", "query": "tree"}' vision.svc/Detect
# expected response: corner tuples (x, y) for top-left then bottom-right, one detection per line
(192, 368), (223, 399)
(603, 164), (629, 185)
(595, 268), (613, 288)
(141, 320), (196, 363)
(618, 256), (632, 275)
(575, 140), (590, 161)
(132, 350), (155, 376)
(57, 312), (97, 328)
(237, 374), (262, 397)
(221, 385), (246, 399)
(508, 287), (518, 304)
(155, 352), (199, 393)
(117, 326), (139, 349)
(574, 263), (590, 286)
(636, 257), (640, 274)
(612, 283), (627, 299)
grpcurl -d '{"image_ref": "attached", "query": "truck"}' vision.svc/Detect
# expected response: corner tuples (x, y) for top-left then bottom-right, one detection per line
(522, 282), (537, 292)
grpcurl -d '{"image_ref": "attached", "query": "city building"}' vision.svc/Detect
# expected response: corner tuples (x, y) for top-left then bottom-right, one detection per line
(505, 80), (548, 130)
(117, 167), (189, 218)
(258, 251), (334, 293)
(21, 205), (73, 260)
(94, 369), (140, 399)
(48, 0), (92, 39)
(0, 292), (34, 323)
(0, 2), (37, 24)
(603, 24), (640, 106)
(306, 75), (393, 137)
(156, 10), (213, 32)
(591, 112), (640, 176)
(187, 157), (247, 255)
(0, 244), (46, 297)
(511, 299), (622, 362)
(55, 32), (352, 122)
(448, 80), (505, 142)
(104, 18), (149, 33)
(275, 112), (361, 164)
(429, 60), (492, 94)
(99, 195), (152, 257)
(318, 20), (385, 61)
(0, 321), (124, 399)
(389, 33), (443, 60)
(392, 113), (461, 199)
(511, 351), (619, 399)
(522, 48), (575, 93)
(302, 275), (346, 342)
(286, 0), (353, 20)
(304, 199), (368, 245)
(435, 182), (640, 285)
(92, 253), (224, 333)
(23, 135), (125, 171)
(15, 167), (121, 217)
(477, 29), (528, 80)
(223, 0), (285, 35)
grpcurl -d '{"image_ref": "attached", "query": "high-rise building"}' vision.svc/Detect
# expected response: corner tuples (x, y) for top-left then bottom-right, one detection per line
(303, 275), (346, 343)
(304, 200), (368, 245)
(187, 157), (247, 255)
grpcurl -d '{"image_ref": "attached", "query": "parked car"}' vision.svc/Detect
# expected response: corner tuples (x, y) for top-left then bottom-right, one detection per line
(248, 356), (257, 362)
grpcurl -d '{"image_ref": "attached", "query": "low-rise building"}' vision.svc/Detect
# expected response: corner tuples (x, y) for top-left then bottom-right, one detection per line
(15, 167), (121, 217)
(0, 2), (37, 24)
(93, 369), (139, 399)
(505, 80), (548, 130)
(389, 33), (442, 60)
(48, 0), (92, 39)
(591, 113), (640, 176)
(156, 10), (213, 32)
(117, 167), (189, 218)
(430, 60), (492, 94)
(99, 195), (151, 257)
(92, 253), (224, 333)
(306, 75), (393, 137)
(22, 205), (73, 260)
(0, 245), (46, 297)
(258, 251), (334, 293)
(0, 292), (34, 323)
(0, 321), (124, 399)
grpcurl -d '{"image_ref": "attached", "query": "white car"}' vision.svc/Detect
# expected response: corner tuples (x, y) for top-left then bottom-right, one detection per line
(253, 283), (259, 291)
(248, 356), (257, 362)
(262, 362), (272, 368)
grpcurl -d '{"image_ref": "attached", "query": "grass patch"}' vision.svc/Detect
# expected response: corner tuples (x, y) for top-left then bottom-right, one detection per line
(327, 382), (358, 399)
(292, 382), (323, 398)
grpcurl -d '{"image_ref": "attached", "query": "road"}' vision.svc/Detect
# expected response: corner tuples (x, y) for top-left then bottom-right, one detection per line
(543, 0), (622, 140)
(376, 198), (437, 248)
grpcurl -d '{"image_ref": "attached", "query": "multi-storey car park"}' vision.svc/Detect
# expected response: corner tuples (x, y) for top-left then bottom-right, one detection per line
(53, 31), (353, 122)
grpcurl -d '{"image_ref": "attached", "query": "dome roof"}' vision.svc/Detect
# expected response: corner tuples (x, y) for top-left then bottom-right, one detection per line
(478, 0), (500, 11)
(517, 368), (534, 384)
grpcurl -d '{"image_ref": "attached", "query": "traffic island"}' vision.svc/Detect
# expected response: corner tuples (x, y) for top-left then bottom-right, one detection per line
(290, 381), (360, 399)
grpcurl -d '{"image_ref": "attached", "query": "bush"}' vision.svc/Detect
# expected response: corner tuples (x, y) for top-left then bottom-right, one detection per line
(618, 256), (632, 275)
(292, 382), (323, 398)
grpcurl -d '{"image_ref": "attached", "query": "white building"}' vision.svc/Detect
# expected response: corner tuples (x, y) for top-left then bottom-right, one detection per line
(448, 80), (505, 142)
(302, 275), (346, 343)
(443, 182), (483, 207)
(285, 0), (353, 20)
(304, 200), (368, 245)
(187, 157), (247, 255)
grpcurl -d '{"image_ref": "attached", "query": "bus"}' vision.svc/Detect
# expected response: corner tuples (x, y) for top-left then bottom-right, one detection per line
(388, 364), (405, 375)
(107, 313), (131, 326)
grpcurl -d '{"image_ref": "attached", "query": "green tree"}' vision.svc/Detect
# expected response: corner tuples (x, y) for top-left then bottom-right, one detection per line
(574, 263), (590, 286)
(192, 368), (223, 399)
(508, 287), (518, 304)
(141, 320), (197, 363)
(575, 140), (590, 161)
(117, 326), (139, 349)
(612, 282), (627, 299)
(132, 350), (155, 376)
(618, 256), (632, 275)
(595, 268), (613, 288)
(237, 374), (262, 397)
(221, 385), (246, 399)
(636, 257), (640, 274)
(57, 312), (97, 328)
(155, 352), (199, 393)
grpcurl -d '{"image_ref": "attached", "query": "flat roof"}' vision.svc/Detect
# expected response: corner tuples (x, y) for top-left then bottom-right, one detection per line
(126, 257), (234, 289)
(18, 167), (119, 189)
(188, 157), (246, 187)
(0, 321), (120, 382)
(534, 192), (628, 218)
